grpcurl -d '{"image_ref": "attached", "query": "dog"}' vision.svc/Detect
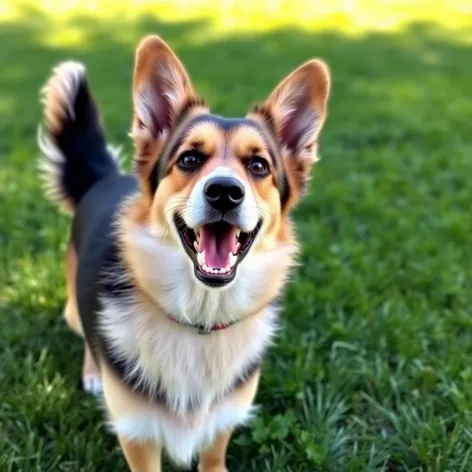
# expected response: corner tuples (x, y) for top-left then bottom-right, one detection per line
(38, 35), (330, 471)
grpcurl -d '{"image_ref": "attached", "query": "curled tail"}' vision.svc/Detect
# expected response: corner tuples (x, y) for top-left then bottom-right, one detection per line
(38, 61), (120, 212)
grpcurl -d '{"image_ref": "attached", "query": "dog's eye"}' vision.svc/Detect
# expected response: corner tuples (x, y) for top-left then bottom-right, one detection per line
(177, 152), (202, 171)
(248, 157), (270, 177)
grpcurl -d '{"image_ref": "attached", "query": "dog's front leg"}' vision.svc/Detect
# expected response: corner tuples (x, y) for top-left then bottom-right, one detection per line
(198, 430), (232, 472)
(118, 436), (161, 472)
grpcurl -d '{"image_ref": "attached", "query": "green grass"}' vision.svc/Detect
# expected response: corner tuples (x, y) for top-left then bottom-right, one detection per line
(1, 2), (472, 471)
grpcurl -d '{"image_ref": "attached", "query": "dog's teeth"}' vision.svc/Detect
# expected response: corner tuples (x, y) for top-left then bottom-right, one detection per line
(200, 261), (232, 275)
(197, 250), (206, 266)
(235, 242), (241, 253)
(235, 229), (241, 238)
(229, 252), (237, 267)
(193, 241), (199, 252)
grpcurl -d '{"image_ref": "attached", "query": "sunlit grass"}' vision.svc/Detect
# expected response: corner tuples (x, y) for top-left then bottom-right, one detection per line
(2, 1), (471, 54)
(1, 0), (472, 37)
(2, 0), (472, 470)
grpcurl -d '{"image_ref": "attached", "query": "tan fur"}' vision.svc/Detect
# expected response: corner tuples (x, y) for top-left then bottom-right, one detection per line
(131, 35), (206, 193)
(64, 242), (82, 335)
(265, 59), (330, 137)
(174, 121), (223, 159)
(110, 37), (329, 469)
(131, 103), (208, 187)
(249, 60), (330, 210)
(119, 203), (288, 322)
(198, 430), (231, 472)
(119, 193), (294, 324)
(65, 242), (102, 392)
(118, 435), (162, 472)
(134, 115), (288, 256)
(200, 371), (260, 472)
(44, 34), (330, 471)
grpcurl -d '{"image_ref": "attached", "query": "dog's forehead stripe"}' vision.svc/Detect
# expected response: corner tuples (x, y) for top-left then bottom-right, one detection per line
(150, 113), (288, 199)
(184, 114), (281, 167)
(189, 114), (258, 131)
(158, 113), (277, 167)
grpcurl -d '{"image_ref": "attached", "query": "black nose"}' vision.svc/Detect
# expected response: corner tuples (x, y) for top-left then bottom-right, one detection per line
(204, 177), (245, 212)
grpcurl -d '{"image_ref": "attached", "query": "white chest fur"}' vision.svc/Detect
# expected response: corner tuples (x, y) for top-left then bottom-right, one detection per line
(99, 297), (277, 464)
(109, 398), (256, 466)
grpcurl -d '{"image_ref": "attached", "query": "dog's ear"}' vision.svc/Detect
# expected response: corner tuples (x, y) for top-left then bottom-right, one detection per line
(131, 35), (203, 189)
(252, 60), (330, 204)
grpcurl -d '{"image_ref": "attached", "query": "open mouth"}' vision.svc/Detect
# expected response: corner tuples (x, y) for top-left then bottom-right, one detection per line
(174, 215), (262, 287)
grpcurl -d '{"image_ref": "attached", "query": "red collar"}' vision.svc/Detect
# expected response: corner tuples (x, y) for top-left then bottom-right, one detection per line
(166, 313), (235, 335)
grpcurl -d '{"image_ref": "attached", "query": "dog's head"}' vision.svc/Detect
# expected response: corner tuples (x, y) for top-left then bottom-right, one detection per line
(128, 35), (330, 295)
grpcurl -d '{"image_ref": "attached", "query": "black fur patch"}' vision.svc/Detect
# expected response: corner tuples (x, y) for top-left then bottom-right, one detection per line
(280, 171), (291, 209)
(148, 160), (160, 194)
(53, 75), (119, 205)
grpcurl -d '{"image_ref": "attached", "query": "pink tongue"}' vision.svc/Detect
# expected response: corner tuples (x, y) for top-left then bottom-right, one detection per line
(200, 224), (237, 268)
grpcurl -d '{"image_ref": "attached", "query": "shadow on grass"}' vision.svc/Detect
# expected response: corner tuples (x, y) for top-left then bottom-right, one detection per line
(1, 5), (472, 471)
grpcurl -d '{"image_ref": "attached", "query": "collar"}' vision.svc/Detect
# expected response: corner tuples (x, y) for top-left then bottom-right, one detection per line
(166, 313), (237, 335)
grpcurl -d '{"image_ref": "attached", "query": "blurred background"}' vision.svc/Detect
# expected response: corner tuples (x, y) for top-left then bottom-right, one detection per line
(1, 1), (472, 471)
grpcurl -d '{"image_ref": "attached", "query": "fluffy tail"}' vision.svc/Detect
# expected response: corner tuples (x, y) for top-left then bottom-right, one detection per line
(38, 61), (120, 212)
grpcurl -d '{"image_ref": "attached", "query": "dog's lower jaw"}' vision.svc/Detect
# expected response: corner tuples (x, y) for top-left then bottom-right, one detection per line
(118, 203), (296, 327)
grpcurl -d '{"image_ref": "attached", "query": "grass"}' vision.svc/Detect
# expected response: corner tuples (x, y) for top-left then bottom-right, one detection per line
(1, 1), (472, 470)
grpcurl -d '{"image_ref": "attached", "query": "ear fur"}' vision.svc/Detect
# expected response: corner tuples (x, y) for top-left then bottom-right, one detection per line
(131, 35), (204, 189)
(253, 60), (330, 202)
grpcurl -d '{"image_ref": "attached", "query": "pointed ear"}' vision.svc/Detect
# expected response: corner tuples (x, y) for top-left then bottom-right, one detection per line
(131, 35), (203, 183)
(253, 60), (330, 199)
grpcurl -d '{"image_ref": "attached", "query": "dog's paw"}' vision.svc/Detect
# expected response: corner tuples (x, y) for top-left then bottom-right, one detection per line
(83, 373), (103, 396)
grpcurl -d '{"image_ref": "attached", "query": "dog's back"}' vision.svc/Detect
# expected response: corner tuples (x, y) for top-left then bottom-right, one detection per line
(38, 62), (139, 393)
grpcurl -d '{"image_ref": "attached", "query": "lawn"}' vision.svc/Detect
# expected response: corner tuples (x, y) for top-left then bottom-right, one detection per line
(1, 1), (472, 471)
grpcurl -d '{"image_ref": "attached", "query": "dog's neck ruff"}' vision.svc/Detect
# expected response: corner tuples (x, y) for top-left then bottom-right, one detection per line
(166, 312), (238, 335)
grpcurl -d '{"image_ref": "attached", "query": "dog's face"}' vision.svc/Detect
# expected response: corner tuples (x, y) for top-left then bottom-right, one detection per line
(129, 36), (330, 291)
